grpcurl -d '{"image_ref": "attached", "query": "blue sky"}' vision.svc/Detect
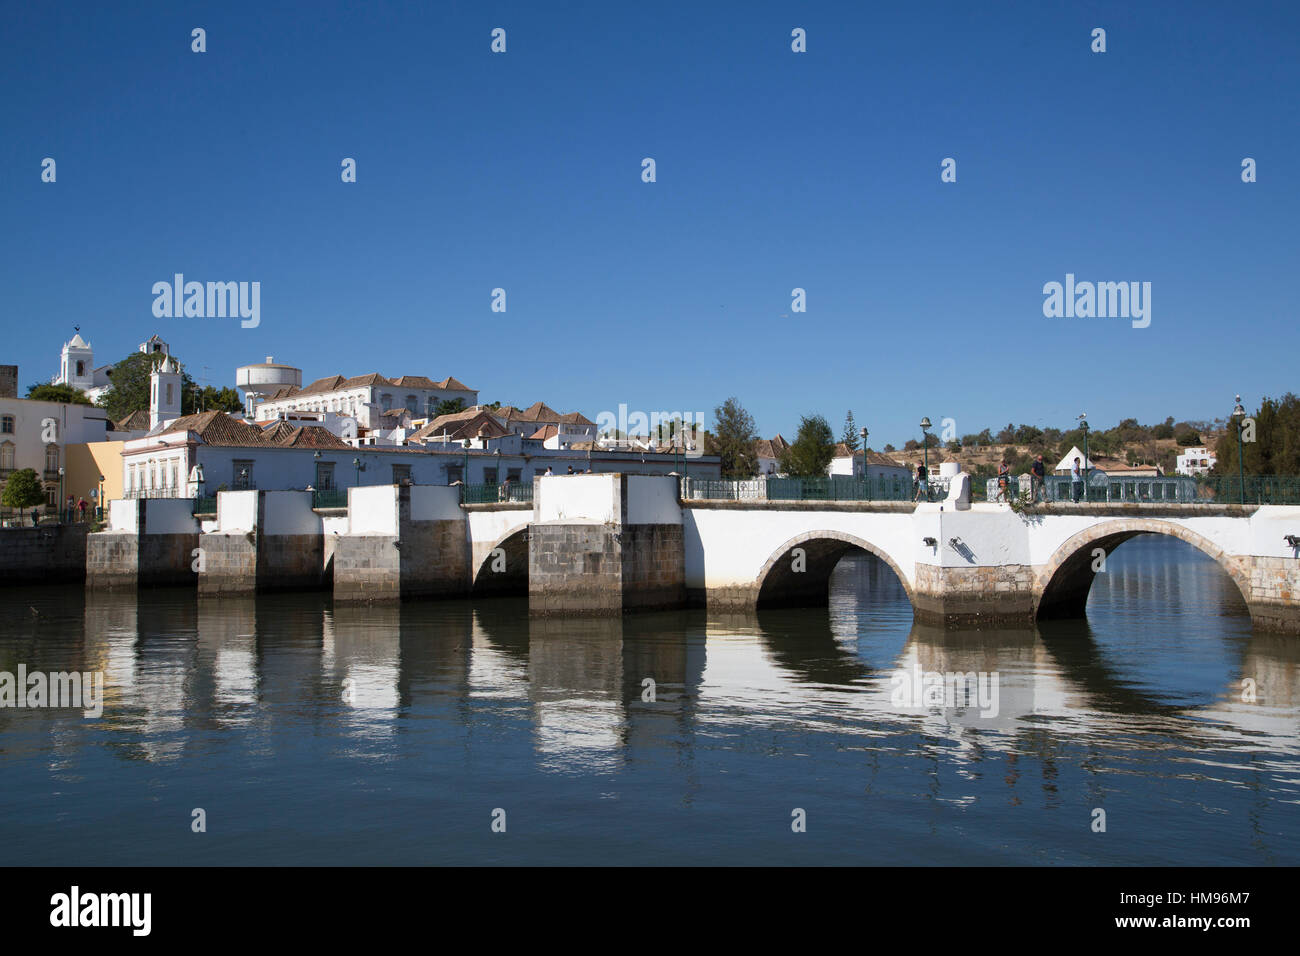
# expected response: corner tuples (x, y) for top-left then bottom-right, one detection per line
(2, 0), (1296, 446)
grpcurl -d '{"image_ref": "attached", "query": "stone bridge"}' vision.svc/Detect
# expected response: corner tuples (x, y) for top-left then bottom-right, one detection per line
(83, 474), (1300, 634)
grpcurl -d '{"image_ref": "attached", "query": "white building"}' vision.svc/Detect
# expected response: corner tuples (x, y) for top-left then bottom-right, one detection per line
(1176, 446), (1217, 476)
(827, 443), (912, 482)
(251, 372), (478, 429)
(52, 331), (172, 405)
(754, 436), (790, 475)
(0, 392), (110, 509)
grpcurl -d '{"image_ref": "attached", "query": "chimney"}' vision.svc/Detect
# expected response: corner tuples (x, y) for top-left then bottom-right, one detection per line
(0, 365), (16, 399)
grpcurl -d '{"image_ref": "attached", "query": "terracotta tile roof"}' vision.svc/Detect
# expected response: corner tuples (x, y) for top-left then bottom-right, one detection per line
(299, 374), (347, 395)
(260, 421), (298, 443)
(264, 385), (300, 400)
(410, 409), (508, 443)
(115, 409), (151, 431)
(278, 425), (353, 449)
(529, 425), (559, 440)
(558, 411), (595, 426)
(341, 373), (393, 390)
(434, 376), (473, 391)
(754, 435), (791, 459)
(158, 410), (276, 446)
(389, 375), (438, 389)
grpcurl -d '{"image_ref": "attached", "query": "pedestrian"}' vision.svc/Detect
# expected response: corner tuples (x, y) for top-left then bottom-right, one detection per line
(65, 494), (74, 523)
(30, 507), (40, 527)
(1071, 457), (1084, 502)
(499, 476), (511, 502)
(1030, 454), (1047, 503)
(77, 497), (87, 521)
(996, 460), (1010, 503)
(544, 466), (553, 476)
(566, 465), (573, 475)
(913, 462), (929, 502)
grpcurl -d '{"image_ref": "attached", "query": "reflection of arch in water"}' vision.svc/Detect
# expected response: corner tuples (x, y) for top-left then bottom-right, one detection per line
(754, 531), (913, 610)
(472, 526), (529, 596)
(1035, 521), (1251, 623)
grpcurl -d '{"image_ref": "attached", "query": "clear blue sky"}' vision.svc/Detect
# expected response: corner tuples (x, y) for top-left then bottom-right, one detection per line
(2, 0), (1296, 446)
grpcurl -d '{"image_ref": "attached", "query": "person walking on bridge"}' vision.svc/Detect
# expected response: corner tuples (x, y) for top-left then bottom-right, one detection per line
(1071, 457), (1084, 503)
(1030, 454), (1047, 503)
(913, 462), (929, 502)
(996, 460), (1011, 503)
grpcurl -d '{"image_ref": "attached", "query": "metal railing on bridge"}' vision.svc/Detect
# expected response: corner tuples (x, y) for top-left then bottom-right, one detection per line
(311, 489), (349, 509)
(460, 482), (534, 505)
(983, 474), (1300, 505)
(682, 475), (915, 502)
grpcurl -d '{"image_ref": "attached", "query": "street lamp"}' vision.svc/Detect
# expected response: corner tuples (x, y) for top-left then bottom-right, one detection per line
(859, 426), (869, 498)
(58, 466), (65, 523)
(1078, 413), (1089, 502)
(97, 473), (106, 521)
(1232, 395), (1246, 505)
(919, 417), (931, 501)
(352, 457), (365, 487)
(462, 440), (471, 484)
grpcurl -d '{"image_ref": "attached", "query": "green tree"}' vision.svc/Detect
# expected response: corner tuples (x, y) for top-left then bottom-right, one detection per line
(709, 397), (759, 478)
(433, 398), (468, 418)
(96, 352), (197, 422)
(1174, 424), (1202, 446)
(780, 414), (834, 477)
(840, 410), (860, 452)
(1, 469), (46, 510)
(26, 383), (91, 405)
(1213, 394), (1300, 476)
(193, 385), (244, 414)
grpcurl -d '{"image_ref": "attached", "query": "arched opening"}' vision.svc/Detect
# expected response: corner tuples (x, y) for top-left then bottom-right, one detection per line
(755, 532), (912, 610)
(1036, 522), (1251, 623)
(473, 527), (529, 596)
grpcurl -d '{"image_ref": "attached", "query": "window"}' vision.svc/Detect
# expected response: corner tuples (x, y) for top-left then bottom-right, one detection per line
(233, 460), (254, 490)
(483, 468), (498, 485)
(170, 462), (178, 490)
(446, 464), (464, 484)
(166, 383), (174, 406)
(0, 442), (13, 472)
(75, 360), (85, 376)
(380, 394), (393, 412)
(316, 462), (335, 490)
(1, 416), (13, 435)
(391, 464), (412, 485)
(506, 468), (522, 482)
(45, 445), (59, 474)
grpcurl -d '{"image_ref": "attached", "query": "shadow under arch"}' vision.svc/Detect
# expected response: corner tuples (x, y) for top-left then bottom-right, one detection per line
(1035, 520), (1252, 624)
(755, 530), (913, 610)
(472, 525), (529, 597)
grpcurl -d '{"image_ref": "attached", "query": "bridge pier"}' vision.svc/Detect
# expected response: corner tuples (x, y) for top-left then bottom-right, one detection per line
(333, 484), (469, 603)
(86, 498), (199, 590)
(529, 474), (685, 616)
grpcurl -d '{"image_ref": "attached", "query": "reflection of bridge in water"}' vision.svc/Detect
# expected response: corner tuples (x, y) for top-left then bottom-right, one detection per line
(21, 588), (1291, 783)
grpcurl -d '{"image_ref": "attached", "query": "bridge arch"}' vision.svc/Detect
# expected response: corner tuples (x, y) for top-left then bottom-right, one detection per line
(754, 530), (913, 609)
(472, 524), (529, 596)
(1034, 518), (1252, 622)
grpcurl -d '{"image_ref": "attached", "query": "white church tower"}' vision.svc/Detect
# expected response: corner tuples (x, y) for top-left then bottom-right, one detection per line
(150, 355), (182, 429)
(58, 333), (94, 392)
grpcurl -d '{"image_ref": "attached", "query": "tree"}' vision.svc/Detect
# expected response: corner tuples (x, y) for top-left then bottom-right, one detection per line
(780, 415), (834, 477)
(26, 383), (91, 405)
(995, 423), (1016, 444)
(709, 397), (759, 478)
(840, 411), (860, 452)
(1213, 393), (1300, 476)
(1, 469), (46, 510)
(903, 438), (920, 451)
(883, 443), (896, 453)
(96, 352), (196, 422)
(946, 439), (961, 453)
(193, 385), (244, 414)
(433, 398), (468, 418)
(1174, 424), (1202, 446)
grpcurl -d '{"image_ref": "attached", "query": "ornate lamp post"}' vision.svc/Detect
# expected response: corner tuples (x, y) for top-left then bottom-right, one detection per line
(1232, 395), (1246, 505)
(352, 457), (365, 488)
(1078, 413), (1089, 503)
(919, 417), (931, 501)
(97, 472), (106, 521)
(859, 426), (869, 498)
(58, 466), (65, 523)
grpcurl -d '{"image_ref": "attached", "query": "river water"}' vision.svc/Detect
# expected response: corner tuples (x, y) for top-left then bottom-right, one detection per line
(0, 534), (1295, 865)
